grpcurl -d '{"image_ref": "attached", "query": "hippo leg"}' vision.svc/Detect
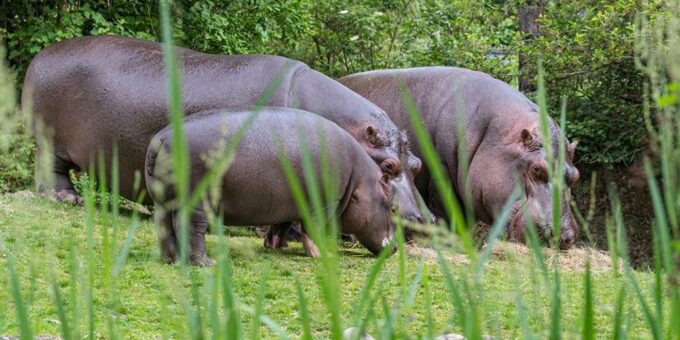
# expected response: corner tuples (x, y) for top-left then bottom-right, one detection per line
(186, 207), (215, 266)
(156, 210), (178, 264)
(427, 179), (448, 222)
(264, 223), (292, 250)
(38, 147), (83, 205)
(300, 226), (320, 258)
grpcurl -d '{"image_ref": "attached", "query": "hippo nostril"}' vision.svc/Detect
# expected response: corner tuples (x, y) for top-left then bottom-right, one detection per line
(405, 213), (424, 224)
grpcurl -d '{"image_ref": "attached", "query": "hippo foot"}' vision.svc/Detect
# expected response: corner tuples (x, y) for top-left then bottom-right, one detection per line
(190, 254), (216, 267)
(161, 252), (178, 265)
(301, 233), (321, 258)
(47, 189), (84, 205)
(265, 233), (288, 250)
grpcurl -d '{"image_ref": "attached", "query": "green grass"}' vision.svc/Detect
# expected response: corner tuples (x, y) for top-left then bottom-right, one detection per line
(0, 191), (658, 338)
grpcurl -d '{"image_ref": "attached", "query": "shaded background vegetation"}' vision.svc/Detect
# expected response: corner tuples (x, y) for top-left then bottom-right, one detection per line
(0, 0), (665, 263)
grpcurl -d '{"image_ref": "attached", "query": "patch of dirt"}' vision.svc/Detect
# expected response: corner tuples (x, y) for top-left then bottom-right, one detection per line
(404, 242), (619, 273)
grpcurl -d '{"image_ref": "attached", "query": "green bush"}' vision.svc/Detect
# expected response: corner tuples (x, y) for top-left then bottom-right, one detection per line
(526, 0), (654, 166)
(0, 46), (33, 192)
(0, 0), (663, 192)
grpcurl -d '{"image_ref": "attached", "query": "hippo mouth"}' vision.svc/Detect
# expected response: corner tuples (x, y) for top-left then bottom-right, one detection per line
(506, 202), (552, 243)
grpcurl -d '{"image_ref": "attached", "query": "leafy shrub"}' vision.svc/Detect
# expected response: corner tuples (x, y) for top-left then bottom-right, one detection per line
(0, 45), (33, 192)
(524, 0), (654, 166)
(0, 0), (666, 193)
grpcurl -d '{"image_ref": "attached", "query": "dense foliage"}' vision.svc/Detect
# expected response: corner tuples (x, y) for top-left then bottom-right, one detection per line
(0, 0), (658, 191)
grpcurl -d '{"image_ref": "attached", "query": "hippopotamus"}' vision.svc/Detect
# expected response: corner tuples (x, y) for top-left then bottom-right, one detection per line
(21, 35), (431, 223)
(339, 67), (580, 247)
(145, 107), (396, 265)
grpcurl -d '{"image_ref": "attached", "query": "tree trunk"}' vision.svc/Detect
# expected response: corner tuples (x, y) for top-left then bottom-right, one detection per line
(518, 0), (545, 93)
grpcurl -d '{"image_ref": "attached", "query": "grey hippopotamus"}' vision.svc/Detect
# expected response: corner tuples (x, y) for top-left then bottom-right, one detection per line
(145, 107), (396, 265)
(21, 35), (431, 223)
(339, 67), (580, 247)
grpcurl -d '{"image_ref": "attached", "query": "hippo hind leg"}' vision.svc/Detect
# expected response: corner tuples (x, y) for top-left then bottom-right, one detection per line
(160, 207), (215, 266)
(264, 221), (306, 250)
(37, 147), (83, 205)
(156, 209), (178, 264)
(264, 223), (292, 250)
(186, 207), (215, 266)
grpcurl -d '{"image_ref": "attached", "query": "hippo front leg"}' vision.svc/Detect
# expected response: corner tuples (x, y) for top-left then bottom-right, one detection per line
(300, 225), (320, 258)
(38, 147), (83, 205)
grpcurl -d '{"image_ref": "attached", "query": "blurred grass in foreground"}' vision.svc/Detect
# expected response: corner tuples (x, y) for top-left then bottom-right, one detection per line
(0, 0), (678, 338)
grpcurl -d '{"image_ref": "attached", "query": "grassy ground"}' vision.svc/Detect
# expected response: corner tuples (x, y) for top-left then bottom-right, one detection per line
(0, 191), (657, 338)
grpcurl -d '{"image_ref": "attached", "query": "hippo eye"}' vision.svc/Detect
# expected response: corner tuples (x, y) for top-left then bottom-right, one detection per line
(530, 163), (548, 182)
(380, 158), (401, 176)
(382, 161), (395, 174)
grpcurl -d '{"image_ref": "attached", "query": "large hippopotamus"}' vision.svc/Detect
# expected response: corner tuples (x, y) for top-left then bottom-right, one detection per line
(339, 67), (580, 247)
(22, 35), (431, 223)
(146, 107), (396, 265)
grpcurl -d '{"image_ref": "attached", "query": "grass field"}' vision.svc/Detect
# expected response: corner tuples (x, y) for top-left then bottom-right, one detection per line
(0, 191), (658, 338)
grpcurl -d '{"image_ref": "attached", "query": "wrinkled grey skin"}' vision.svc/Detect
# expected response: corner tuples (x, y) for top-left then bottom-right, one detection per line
(22, 35), (430, 223)
(145, 108), (396, 265)
(339, 67), (580, 248)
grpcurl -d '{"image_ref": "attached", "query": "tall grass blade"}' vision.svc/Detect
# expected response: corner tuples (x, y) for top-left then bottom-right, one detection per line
(6, 253), (33, 340)
(423, 269), (435, 340)
(112, 211), (142, 277)
(50, 275), (73, 340)
(294, 277), (313, 340)
(436, 248), (480, 339)
(475, 186), (520, 280)
(214, 221), (243, 339)
(251, 268), (270, 340)
(625, 265), (659, 339)
(84, 166), (97, 339)
(240, 306), (291, 340)
(581, 260), (594, 340)
(548, 270), (561, 340)
(644, 159), (673, 272)
(612, 285), (627, 340)
(350, 242), (393, 327)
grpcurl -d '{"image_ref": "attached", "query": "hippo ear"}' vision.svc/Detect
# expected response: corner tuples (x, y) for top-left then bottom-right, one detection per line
(366, 125), (378, 146)
(567, 141), (578, 162)
(367, 125), (376, 137)
(520, 128), (541, 151)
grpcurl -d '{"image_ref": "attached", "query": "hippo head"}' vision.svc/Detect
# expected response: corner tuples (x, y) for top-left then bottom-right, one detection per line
(358, 124), (434, 224)
(340, 170), (396, 255)
(470, 123), (580, 248)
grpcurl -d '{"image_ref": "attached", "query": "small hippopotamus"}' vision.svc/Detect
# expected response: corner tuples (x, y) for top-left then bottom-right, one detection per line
(339, 67), (580, 248)
(22, 35), (431, 224)
(145, 107), (396, 265)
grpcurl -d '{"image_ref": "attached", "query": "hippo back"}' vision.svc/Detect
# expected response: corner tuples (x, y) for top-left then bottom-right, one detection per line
(339, 67), (580, 246)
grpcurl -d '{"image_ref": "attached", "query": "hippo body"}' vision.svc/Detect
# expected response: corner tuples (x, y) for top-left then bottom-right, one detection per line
(339, 67), (580, 246)
(145, 107), (395, 265)
(22, 35), (428, 222)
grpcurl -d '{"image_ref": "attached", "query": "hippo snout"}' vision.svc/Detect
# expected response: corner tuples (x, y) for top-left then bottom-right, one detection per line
(374, 235), (396, 255)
